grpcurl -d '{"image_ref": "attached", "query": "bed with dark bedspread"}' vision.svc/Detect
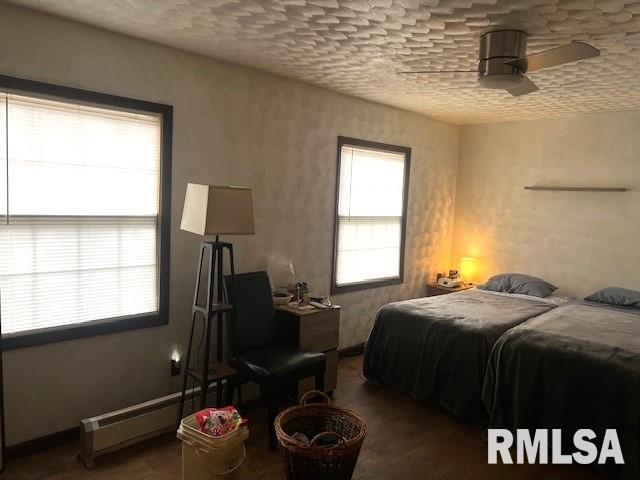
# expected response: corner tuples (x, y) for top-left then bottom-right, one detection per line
(482, 301), (640, 479)
(363, 288), (558, 420)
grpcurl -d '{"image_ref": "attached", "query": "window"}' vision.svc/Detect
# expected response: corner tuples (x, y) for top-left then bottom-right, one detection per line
(0, 76), (171, 349)
(332, 136), (410, 294)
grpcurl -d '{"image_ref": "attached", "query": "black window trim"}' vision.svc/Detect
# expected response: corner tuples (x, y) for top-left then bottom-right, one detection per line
(0, 74), (172, 350)
(331, 136), (411, 295)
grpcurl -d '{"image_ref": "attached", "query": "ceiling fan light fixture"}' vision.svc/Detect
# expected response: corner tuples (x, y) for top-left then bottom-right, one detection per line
(478, 73), (523, 89)
(397, 27), (599, 98)
(477, 30), (528, 90)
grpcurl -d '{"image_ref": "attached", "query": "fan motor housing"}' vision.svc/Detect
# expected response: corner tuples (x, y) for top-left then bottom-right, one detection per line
(478, 30), (528, 89)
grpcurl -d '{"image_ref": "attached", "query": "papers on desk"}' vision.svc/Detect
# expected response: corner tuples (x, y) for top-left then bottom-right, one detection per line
(286, 302), (315, 311)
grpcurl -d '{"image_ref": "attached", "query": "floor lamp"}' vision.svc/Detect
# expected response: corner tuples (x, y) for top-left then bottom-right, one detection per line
(177, 184), (254, 422)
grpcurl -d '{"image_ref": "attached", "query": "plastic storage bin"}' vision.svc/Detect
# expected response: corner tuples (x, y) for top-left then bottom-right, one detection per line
(177, 413), (249, 480)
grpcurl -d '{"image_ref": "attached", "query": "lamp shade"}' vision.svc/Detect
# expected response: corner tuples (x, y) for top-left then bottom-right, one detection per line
(460, 257), (476, 284)
(180, 183), (254, 236)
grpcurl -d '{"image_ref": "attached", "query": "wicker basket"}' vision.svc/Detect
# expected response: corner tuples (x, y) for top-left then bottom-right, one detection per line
(275, 391), (367, 480)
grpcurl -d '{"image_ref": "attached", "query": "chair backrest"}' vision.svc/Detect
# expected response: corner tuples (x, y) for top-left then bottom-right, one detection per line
(224, 271), (276, 355)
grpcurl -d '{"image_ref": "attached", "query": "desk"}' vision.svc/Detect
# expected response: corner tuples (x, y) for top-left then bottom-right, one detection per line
(276, 305), (340, 397)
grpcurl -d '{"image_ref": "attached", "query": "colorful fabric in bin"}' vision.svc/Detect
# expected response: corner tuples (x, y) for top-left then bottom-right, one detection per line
(195, 406), (247, 437)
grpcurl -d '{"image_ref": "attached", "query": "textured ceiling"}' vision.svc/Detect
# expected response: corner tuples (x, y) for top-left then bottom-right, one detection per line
(8, 0), (640, 124)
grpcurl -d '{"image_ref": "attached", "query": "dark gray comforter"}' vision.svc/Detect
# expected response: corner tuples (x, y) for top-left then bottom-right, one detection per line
(482, 302), (640, 479)
(363, 289), (558, 420)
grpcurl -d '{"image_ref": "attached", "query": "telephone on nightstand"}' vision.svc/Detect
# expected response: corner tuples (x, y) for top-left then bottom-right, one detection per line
(437, 270), (464, 288)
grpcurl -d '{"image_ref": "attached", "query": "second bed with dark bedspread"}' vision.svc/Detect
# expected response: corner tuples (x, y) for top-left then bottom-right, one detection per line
(482, 301), (640, 479)
(363, 288), (558, 420)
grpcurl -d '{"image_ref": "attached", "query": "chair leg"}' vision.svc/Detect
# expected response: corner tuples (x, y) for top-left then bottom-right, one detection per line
(216, 379), (223, 407)
(315, 371), (325, 392)
(225, 378), (236, 405)
(266, 387), (279, 451)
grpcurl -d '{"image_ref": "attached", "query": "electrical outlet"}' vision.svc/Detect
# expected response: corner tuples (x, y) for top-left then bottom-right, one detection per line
(171, 359), (181, 376)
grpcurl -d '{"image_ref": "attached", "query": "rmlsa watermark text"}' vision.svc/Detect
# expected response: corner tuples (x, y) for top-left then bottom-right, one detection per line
(488, 429), (624, 465)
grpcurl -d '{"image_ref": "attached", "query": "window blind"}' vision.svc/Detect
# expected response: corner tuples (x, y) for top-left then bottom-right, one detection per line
(335, 145), (407, 287)
(0, 92), (161, 335)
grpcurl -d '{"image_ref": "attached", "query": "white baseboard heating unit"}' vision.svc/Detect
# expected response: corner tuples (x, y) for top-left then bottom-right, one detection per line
(79, 386), (203, 468)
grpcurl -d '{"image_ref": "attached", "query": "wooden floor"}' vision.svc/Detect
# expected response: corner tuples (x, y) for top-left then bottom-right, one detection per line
(4, 355), (602, 480)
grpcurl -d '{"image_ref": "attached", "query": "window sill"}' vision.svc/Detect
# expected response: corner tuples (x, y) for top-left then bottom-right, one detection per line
(331, 277), (403, 295)
(1, 312), (168, 350)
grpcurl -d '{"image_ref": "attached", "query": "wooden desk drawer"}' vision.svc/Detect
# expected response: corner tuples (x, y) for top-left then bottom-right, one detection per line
(299, 309), (339, 352)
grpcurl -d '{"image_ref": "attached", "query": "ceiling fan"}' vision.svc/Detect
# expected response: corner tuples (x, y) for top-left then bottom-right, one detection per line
(399, 30), (600, 96)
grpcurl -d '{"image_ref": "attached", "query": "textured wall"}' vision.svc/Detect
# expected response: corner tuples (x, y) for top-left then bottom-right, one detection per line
(0, 4), (459, 444)
(452, 111), (640, 298)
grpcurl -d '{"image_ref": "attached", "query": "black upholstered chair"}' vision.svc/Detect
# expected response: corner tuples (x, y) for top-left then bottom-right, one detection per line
(224, 271), (326, 450)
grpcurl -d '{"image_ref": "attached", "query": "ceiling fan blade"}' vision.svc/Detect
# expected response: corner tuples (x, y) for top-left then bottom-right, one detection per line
(506, 76), (539, 96)
(398, 70), (477, 74)
(507, 41), (600, 72)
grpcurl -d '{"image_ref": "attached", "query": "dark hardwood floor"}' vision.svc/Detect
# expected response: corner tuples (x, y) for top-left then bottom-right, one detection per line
(3, 355), (602, 479)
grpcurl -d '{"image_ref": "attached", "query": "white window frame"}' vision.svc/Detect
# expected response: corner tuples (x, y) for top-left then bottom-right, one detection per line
(331, 136), (411, 294)
(0, 75), (172, 350)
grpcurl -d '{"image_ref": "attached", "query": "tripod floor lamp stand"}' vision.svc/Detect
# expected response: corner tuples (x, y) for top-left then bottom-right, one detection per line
(177, 184), (254, 423)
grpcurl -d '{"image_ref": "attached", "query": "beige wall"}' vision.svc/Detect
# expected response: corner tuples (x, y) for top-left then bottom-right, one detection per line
(452, 112), (640, 298)
(0, 4), (460, 444)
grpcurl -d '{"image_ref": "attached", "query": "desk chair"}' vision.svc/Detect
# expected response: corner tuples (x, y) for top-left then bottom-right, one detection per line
(224, 271), (326, 450)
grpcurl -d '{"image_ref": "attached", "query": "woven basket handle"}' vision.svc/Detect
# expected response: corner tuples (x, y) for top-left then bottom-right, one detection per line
(300, 390), (330, 405)
(309, 431), (346, 447)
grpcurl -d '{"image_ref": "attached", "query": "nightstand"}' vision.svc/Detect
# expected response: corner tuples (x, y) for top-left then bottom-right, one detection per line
(275, 305), (340, 398)
(426, 283), (474, 297)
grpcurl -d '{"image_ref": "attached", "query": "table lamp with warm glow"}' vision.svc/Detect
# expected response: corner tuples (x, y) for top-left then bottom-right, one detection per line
(460, 257), (476, 285)
(177, 183), (254, 421)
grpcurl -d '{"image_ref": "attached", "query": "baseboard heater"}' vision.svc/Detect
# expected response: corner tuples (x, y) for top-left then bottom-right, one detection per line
(79, 384), (207, 468)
